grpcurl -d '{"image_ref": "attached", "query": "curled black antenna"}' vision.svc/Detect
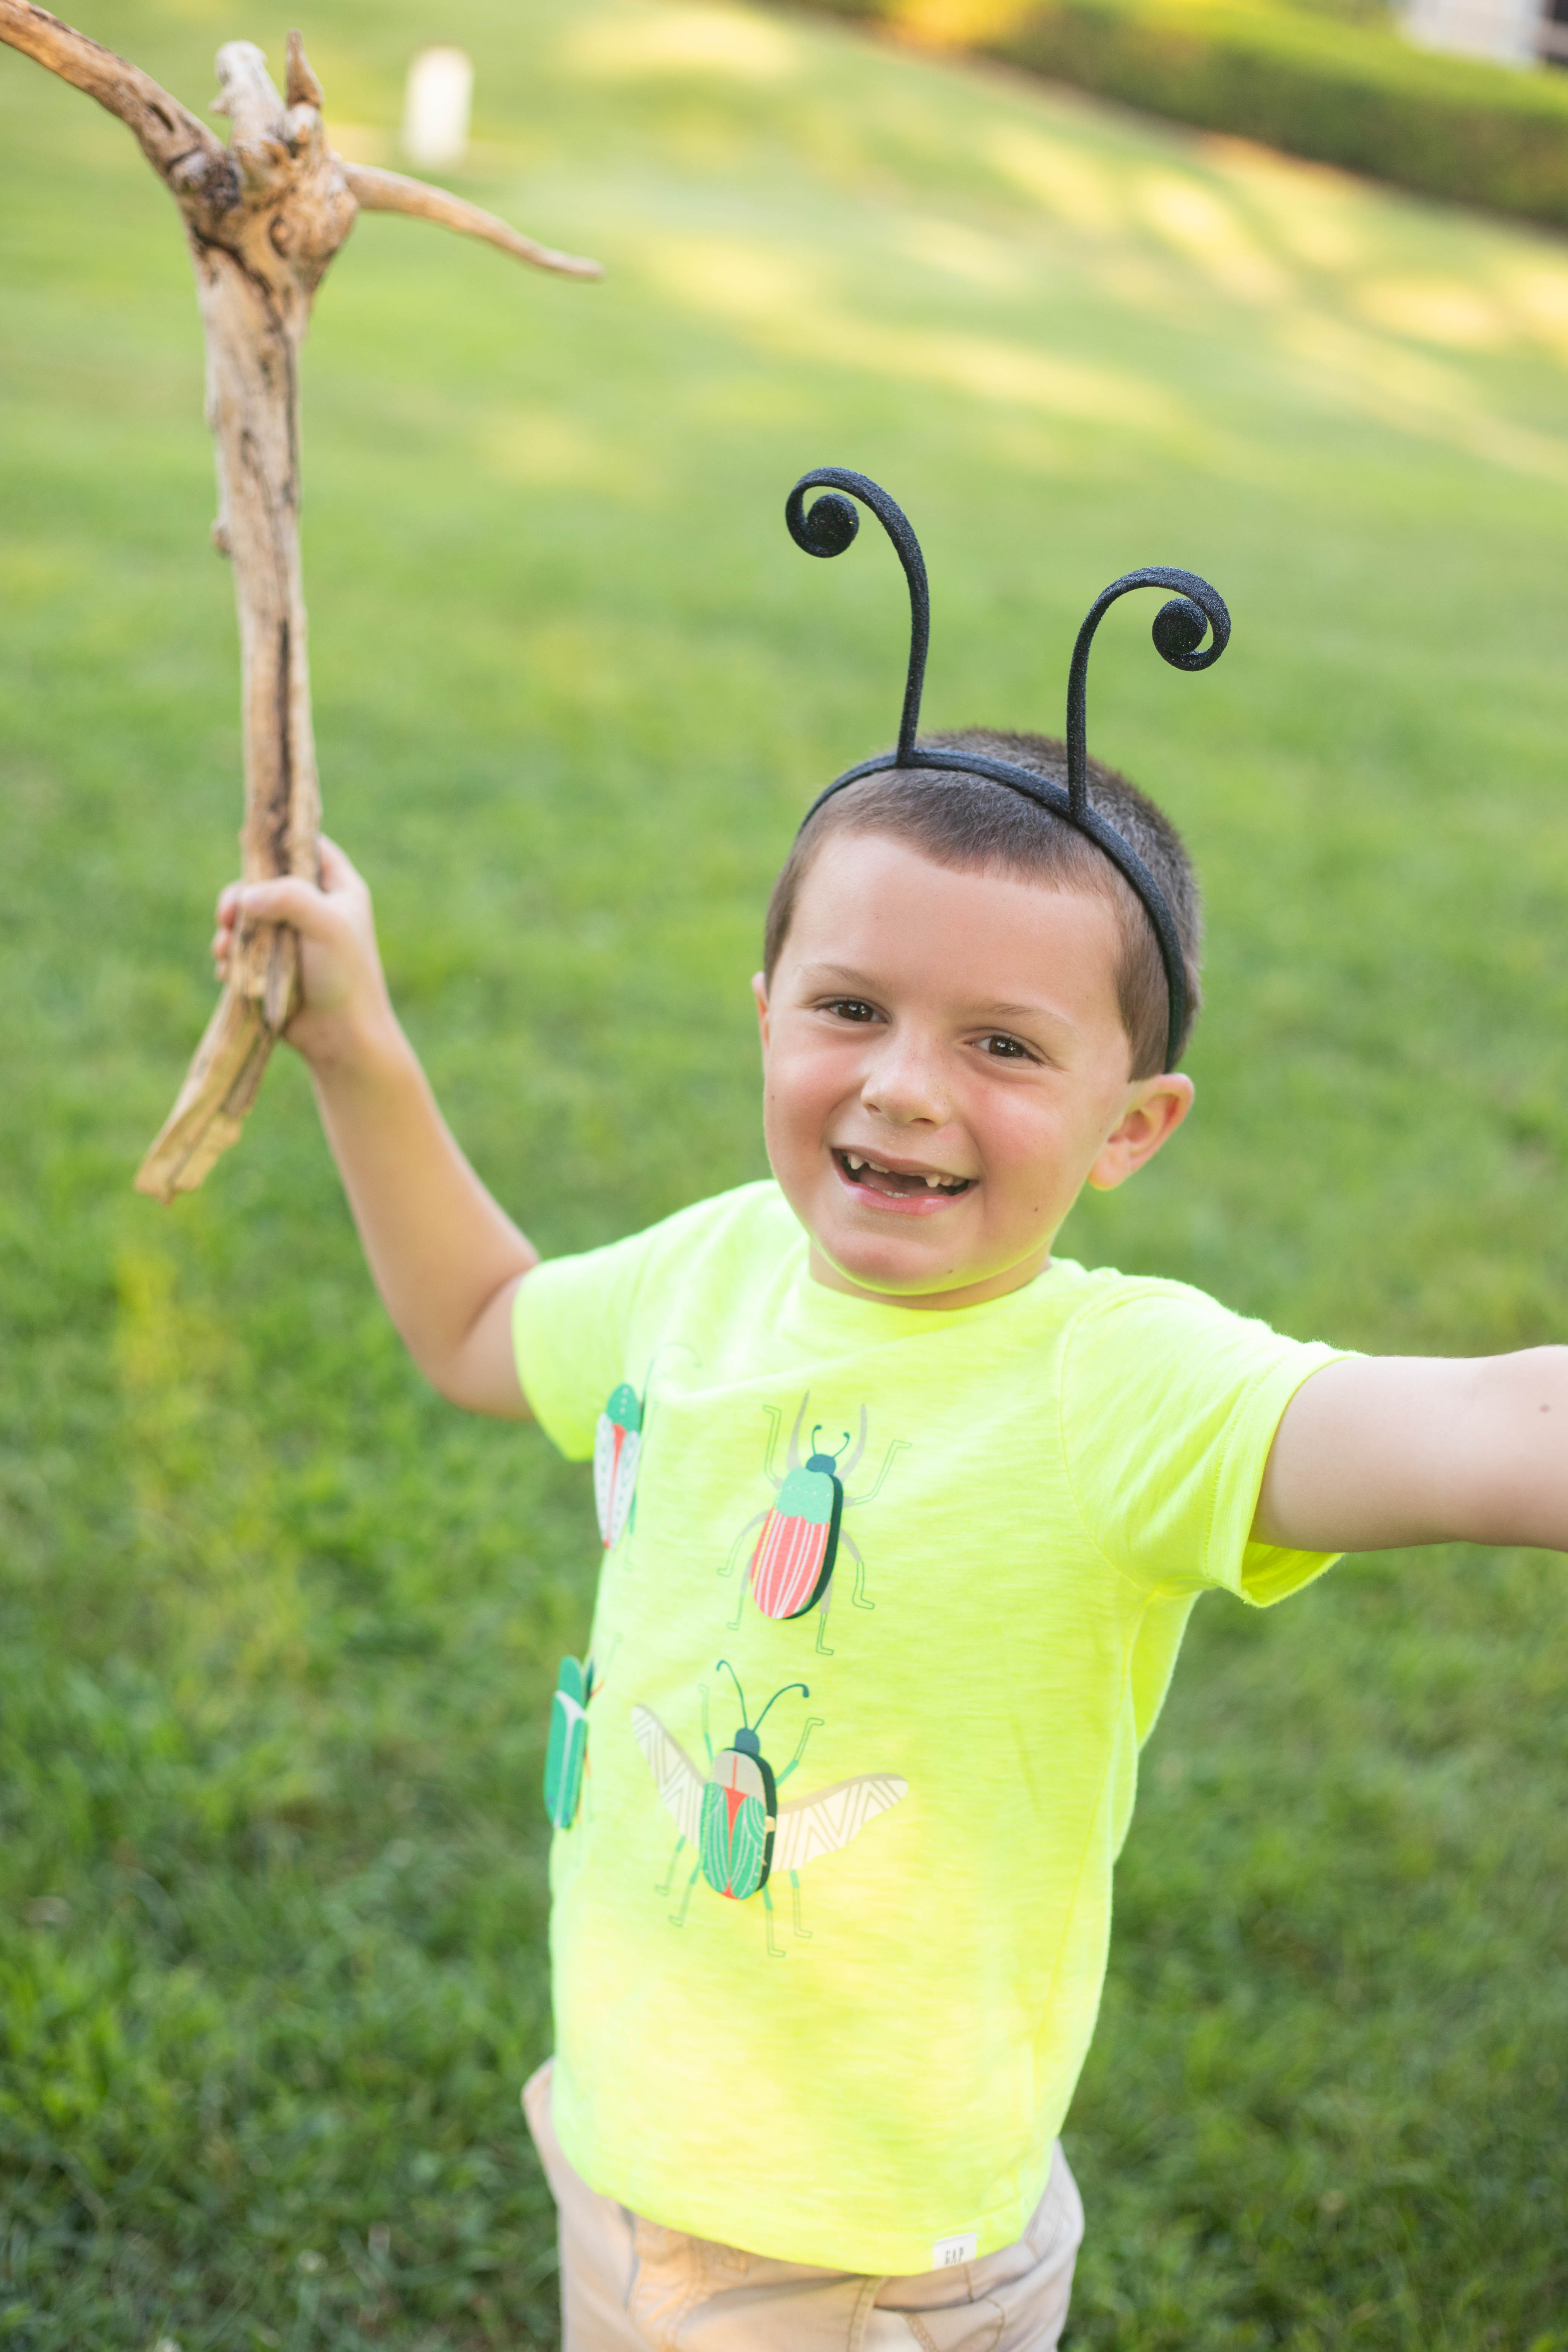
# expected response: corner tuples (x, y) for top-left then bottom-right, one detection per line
(1066, 568), (1230, 822)
(713, 1659), (810, 1731)
(715, 1658), (748, 1725)
(786, 467), (929, 764)
(752, 1680), (811, 1732)
(786, 467), (1232, 1073)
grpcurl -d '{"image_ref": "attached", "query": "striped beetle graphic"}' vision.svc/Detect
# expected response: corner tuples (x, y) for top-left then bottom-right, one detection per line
(722, 1395), (908, 1654)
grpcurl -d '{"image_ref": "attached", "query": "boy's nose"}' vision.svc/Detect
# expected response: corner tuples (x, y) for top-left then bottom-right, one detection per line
(860, 1037), (951, 1128)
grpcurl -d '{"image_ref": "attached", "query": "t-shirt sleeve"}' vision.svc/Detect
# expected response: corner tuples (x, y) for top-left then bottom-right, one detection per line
(1058, 1279), (1355, 1608)
(513, 1223), (665, 1462)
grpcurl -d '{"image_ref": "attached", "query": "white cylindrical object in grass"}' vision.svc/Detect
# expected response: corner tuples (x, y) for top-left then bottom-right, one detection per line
(402, 48), (474, 169)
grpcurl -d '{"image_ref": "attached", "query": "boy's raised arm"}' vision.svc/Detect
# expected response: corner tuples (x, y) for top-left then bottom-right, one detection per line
(1256, 1348), (1568, 1555)
(216, 840), (538, 1420)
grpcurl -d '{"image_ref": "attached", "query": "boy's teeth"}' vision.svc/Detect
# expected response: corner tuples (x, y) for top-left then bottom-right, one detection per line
(839, 1148), (966, 1193)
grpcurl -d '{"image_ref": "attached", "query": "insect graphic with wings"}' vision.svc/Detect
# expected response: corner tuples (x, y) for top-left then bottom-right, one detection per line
(633, 1663), (908, 1957)
(592, 1346), (700, 1554)
(593, 1382), (642, 1551)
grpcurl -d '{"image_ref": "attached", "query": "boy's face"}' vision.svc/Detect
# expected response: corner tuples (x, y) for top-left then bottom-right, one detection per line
(753, 832), (1193, 1309)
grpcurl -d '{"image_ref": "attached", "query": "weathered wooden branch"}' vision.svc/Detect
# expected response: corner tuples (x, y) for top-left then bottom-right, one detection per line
(342, 162), (602, 279)
(0, 5), (601, 1200)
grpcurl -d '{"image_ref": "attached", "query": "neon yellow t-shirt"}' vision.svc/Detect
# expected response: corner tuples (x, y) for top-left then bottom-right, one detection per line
(514, 1180), (1347, 2275)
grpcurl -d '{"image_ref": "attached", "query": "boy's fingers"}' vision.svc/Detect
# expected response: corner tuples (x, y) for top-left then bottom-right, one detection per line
(317, 836), (364, 896)
(317, 828), (374, 898)
(216, 881), (243, 922)
(238, 876), (341, 936)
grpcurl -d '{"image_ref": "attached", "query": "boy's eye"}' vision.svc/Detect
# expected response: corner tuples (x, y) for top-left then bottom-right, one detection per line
(978, 1034), (1034, 1061)
(823, 998), (879, 1023)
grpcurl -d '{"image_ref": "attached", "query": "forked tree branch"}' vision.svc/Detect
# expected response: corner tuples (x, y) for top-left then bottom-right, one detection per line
(285, 27), (322, 111)
(0, 0), (222, 176)
(0, 7), (600, 1199)
(343, 162), (603, 279)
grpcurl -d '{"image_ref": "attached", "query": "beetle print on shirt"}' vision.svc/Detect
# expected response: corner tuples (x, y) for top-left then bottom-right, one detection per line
(633, 1663), (908, 1958)
(593, 1383), (642, 1549)
(719, 1394), (909, 1655)
(544, 1654), (598, 1830)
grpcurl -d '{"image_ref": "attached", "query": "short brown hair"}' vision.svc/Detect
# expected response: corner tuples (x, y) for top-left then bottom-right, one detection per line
(763, 729), (1202, 1079)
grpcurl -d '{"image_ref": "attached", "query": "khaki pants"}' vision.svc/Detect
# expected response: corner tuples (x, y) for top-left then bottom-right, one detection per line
(524, 2061), (1083, 2352)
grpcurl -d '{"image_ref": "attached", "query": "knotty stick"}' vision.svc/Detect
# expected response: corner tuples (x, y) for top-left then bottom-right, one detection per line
(0, 6), (599, 1197)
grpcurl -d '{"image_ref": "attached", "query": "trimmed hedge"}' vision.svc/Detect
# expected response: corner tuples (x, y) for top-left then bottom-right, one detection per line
(813, 0), (1568, 227)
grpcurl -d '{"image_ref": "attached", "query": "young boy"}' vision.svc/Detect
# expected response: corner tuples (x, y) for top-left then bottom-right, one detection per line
(217, 709), (1568, 2349)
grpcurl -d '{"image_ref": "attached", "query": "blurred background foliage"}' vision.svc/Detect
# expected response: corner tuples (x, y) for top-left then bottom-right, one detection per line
(2, 0), (1566, 2343)
(818, 0), (1568, 231)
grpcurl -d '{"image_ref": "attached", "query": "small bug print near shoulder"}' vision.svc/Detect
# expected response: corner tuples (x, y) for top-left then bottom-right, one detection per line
(594, 1383), (642, 1550)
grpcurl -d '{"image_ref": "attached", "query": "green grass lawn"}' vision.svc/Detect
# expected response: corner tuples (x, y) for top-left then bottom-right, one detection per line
(3, 0), (1568, 2343)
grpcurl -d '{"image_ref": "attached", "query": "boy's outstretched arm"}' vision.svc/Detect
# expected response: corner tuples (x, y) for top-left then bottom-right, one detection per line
(1256, 1349), (1568, 1553)
(215, 841), (537, 1420)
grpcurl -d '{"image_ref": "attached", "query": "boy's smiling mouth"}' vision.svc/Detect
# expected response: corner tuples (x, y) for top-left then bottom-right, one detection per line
(831, 1147), (975, 1208)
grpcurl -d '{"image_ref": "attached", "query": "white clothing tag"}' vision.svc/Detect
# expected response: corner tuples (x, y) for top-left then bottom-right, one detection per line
(932, 2231), (978, 2268)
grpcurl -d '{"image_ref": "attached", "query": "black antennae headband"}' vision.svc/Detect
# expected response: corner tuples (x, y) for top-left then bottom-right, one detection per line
(785, 466), (1230, 1074)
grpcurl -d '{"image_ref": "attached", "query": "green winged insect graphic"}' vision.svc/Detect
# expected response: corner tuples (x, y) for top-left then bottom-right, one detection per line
(543, 1654), (599, 1829)
(633, 1663), (907, 1957)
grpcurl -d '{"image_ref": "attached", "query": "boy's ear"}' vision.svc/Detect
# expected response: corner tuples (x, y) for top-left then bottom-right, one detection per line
(1086, 1075), (1194, 1192)
(752, 971), (770, 1052)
